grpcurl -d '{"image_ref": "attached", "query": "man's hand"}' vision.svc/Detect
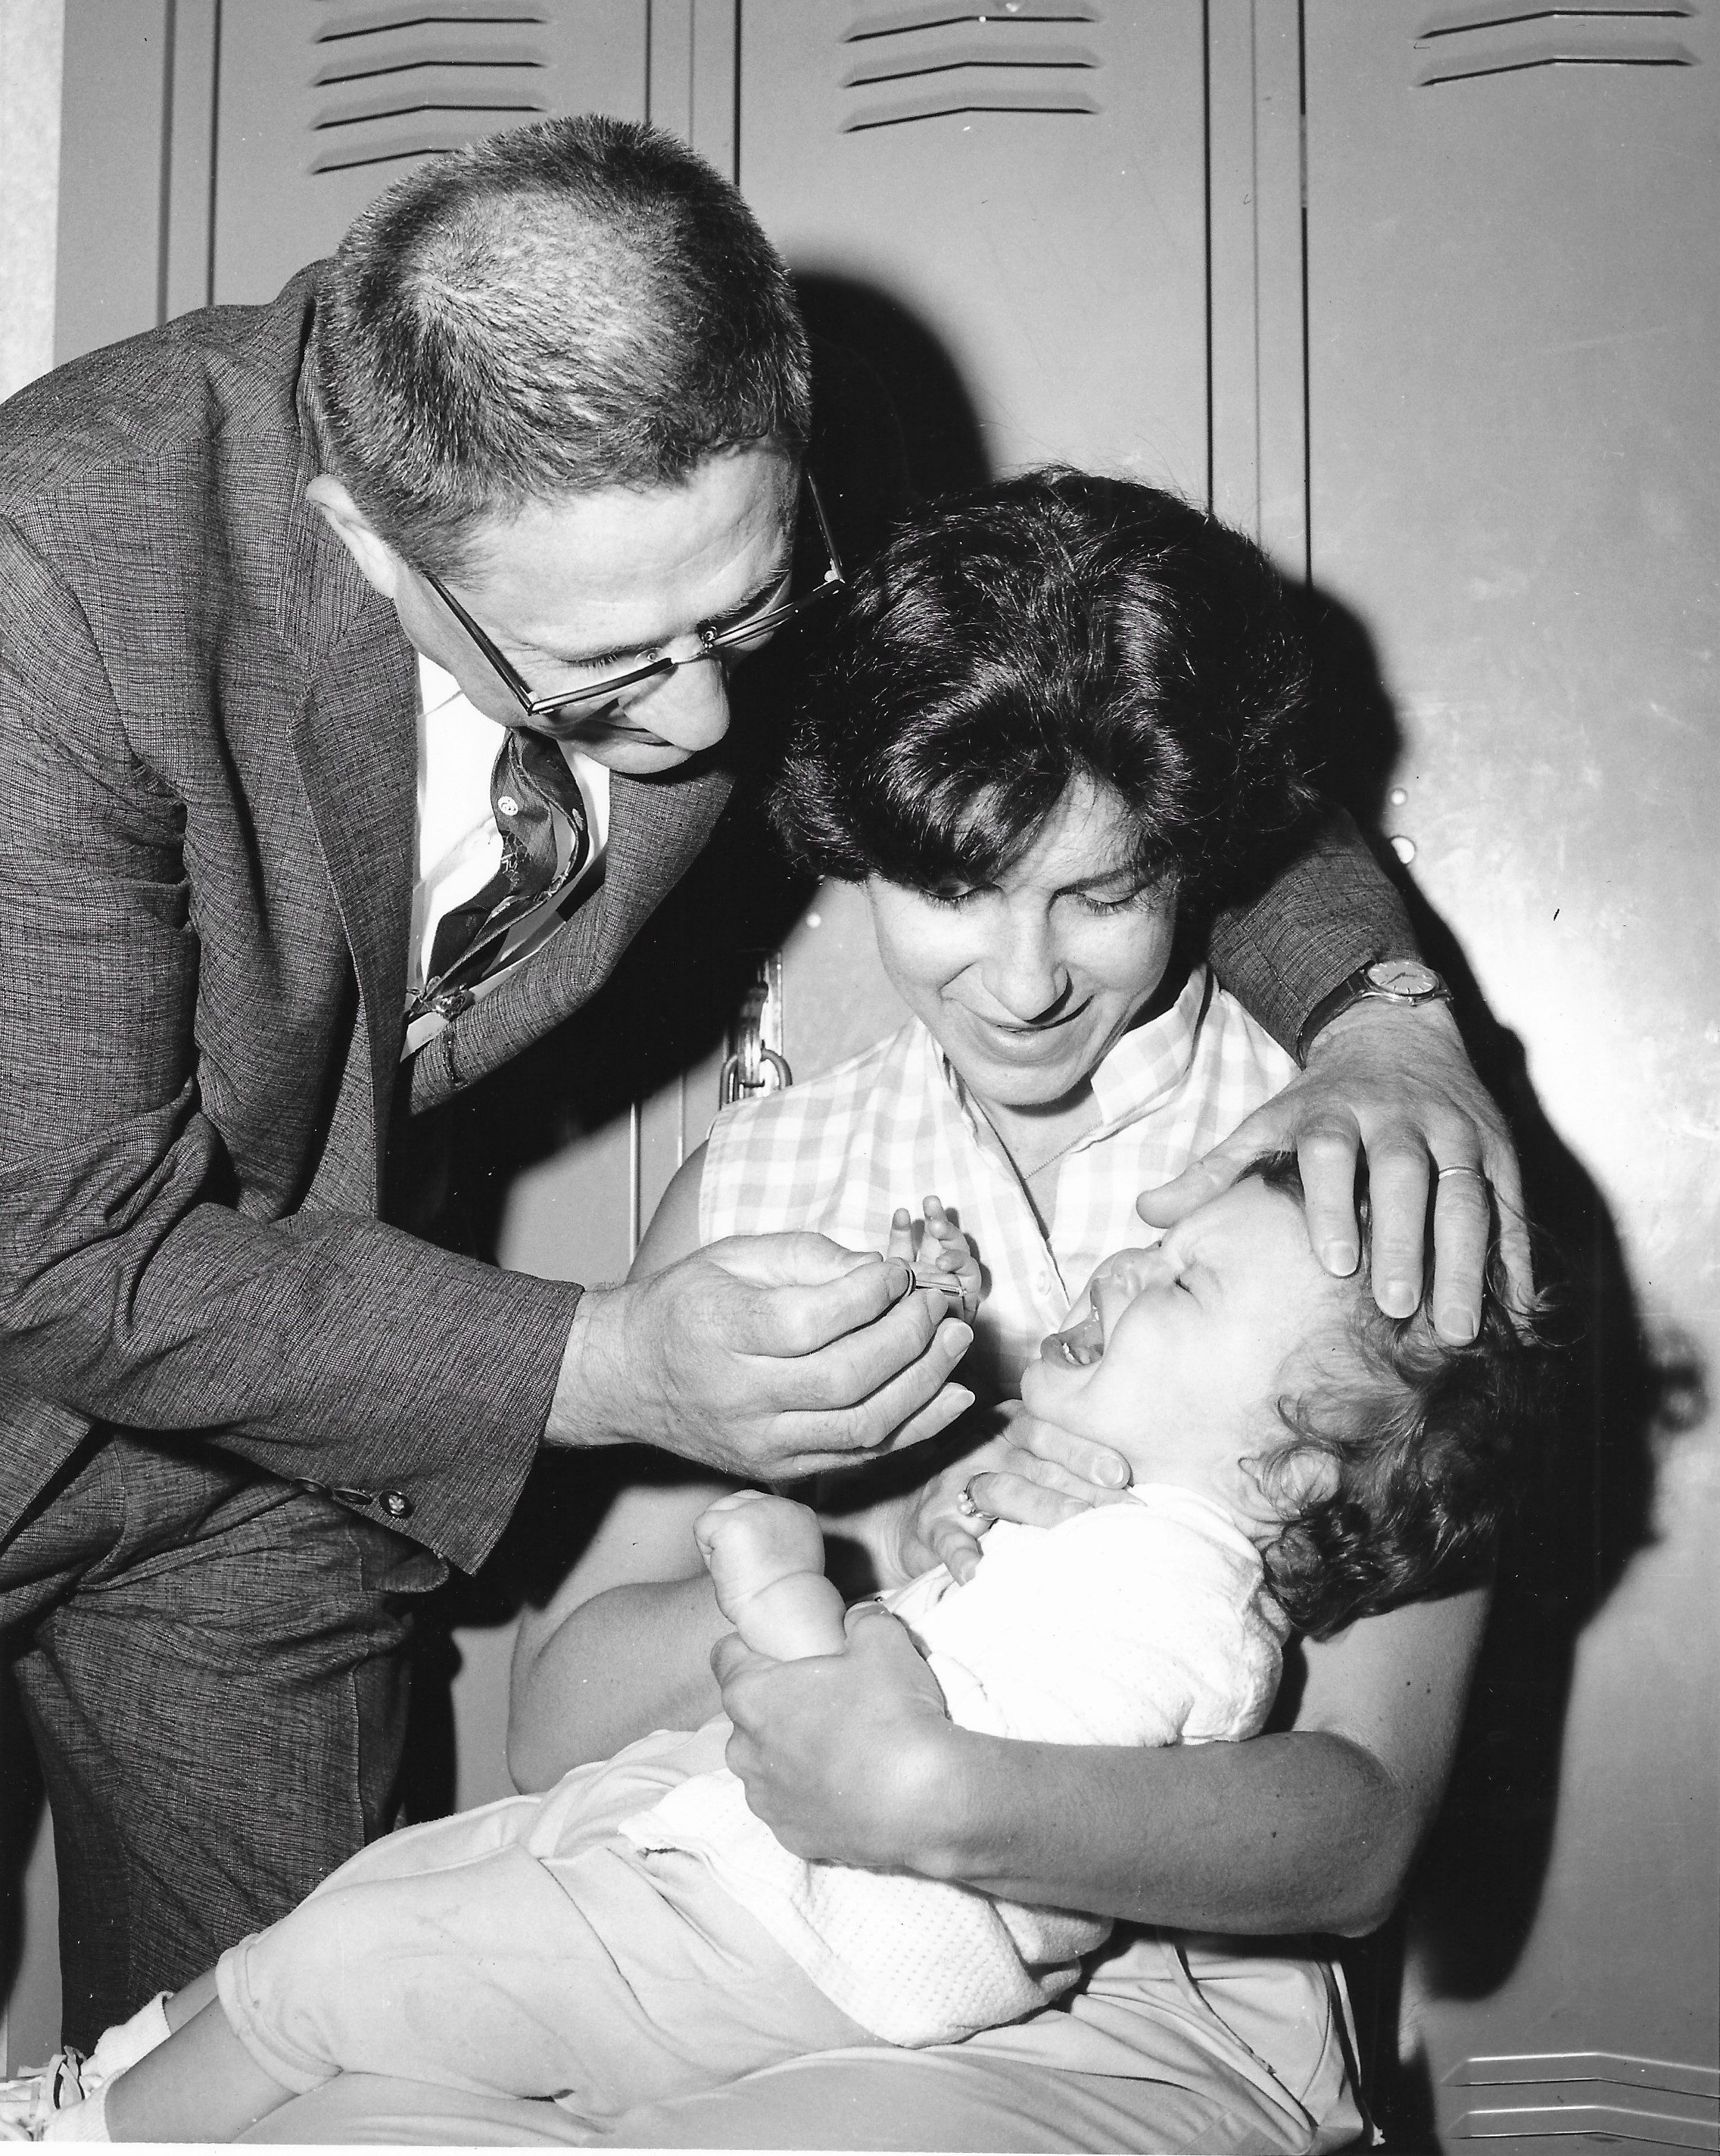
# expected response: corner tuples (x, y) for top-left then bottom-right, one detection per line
(1138, 1000), (1531, 1341)
(894, 1400), (1132, 1585)
(544, 1232), (974, 1481)
(714, 1602), (958, 1870)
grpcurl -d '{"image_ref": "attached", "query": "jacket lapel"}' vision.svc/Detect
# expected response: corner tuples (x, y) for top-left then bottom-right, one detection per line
(291, 606), (418, 1201)
(406, 762), (733, 1113)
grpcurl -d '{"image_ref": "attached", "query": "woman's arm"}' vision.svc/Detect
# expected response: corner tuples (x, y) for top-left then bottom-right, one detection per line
(715, 1583), (1489, 1937)
(509, 1146), (734, 1790)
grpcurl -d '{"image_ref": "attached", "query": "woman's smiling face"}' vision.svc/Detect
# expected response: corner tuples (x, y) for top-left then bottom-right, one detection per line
(864, 777), (1179, 1118)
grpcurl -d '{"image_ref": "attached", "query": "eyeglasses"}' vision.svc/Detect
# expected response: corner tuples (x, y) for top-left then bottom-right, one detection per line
(419, 470), (846, 737)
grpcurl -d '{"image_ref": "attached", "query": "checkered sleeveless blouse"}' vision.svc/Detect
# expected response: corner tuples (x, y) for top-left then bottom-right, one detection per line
(699, 965), (1296, 1404)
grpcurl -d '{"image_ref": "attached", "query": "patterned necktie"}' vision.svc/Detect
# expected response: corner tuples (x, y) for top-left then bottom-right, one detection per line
(413, 728), (589, 1021)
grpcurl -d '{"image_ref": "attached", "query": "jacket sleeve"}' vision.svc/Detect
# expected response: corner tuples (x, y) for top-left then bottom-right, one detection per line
(1205, 805), (1420, 1058)
(0, 516), (567, 1571)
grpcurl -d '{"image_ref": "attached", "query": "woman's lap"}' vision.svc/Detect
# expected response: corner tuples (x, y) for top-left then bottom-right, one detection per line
(238, 1936), (1366, 2153)
(239, 2052), (1354, 2154)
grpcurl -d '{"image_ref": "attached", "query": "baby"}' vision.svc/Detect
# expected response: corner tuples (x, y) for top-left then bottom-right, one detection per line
(2, 1157), (1538, 2143)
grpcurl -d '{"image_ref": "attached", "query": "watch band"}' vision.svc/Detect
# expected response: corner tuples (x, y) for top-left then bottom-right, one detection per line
(1295, 958), (1451, 1066)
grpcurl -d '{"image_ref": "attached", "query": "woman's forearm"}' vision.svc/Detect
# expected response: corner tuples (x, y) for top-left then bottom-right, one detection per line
(921, 1723), (1416, 1936)
(508, 1574), (728, 1790)
(715, 1595), (1484, 1939)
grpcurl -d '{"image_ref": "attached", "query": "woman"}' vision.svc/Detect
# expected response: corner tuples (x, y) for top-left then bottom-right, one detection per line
(247, 475), (1489, 2148)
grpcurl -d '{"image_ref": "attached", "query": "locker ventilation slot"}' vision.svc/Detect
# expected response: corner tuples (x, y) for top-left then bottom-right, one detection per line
(840, 5), (1101, 132)
(1416, 5), (1697, 85)
(310, 8), (549, 173)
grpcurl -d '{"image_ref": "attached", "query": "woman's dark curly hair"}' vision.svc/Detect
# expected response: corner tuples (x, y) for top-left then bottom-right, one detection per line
(1244, 1154), (1558, 1640)
(772, 469), (1316, 915)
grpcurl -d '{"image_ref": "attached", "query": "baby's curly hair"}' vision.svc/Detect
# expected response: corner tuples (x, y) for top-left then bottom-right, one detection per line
(1242, 1153), (1557, 1640)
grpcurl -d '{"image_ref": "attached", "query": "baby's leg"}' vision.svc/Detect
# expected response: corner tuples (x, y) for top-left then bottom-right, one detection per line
(695, 1490), (846, 1659)
(60, 1796), (613, 2139)
(95, 2001), (292, 2143)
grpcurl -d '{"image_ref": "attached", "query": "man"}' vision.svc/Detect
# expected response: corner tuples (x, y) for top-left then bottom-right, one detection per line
(0, 117), (1517, 2044)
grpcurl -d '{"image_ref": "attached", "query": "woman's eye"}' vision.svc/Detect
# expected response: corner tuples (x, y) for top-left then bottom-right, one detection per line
(1089, 887), (1154, 916)
(925, 884), (981, 909)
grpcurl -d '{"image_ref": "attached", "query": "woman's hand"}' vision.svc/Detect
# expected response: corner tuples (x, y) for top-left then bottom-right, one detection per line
(896, 1401), (1133, 1584)
(714, 1603), (961, 1870)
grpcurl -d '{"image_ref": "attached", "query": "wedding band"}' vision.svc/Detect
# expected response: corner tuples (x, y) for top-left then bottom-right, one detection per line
(1437, 1165), (1487, 1183)
(955, 1480), (984, 1519)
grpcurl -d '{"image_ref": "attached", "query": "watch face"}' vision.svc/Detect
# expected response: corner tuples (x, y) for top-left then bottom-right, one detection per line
(1365, 958), (1442, 998)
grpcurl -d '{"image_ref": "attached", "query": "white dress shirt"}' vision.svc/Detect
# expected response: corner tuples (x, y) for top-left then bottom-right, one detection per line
(404, 655), (609, 1056)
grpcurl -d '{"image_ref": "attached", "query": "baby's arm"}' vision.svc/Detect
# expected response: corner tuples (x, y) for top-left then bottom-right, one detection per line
(886, 1195), (983, 1325)
(695, 1489), (847, 1661)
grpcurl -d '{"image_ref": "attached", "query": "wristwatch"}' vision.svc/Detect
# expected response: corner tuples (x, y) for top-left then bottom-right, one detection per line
(1295, 958), (1451, 1066)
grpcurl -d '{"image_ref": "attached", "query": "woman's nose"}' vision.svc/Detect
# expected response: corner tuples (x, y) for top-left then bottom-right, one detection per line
(979, 925), (1070, 1022)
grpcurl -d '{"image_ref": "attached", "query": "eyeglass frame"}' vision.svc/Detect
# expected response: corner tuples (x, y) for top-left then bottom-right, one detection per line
(417, 469), (846, 736)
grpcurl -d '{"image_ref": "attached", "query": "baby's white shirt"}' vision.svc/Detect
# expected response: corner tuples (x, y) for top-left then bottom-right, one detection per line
(621, 1483), (1288, 2048)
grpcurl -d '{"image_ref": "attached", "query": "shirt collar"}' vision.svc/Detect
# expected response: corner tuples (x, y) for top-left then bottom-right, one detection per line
(1086, 964), (1212, 1128)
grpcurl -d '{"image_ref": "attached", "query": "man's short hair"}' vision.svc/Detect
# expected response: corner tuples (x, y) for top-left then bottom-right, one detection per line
(772, 469), (1316, 917)
(313, 114), (812, 575)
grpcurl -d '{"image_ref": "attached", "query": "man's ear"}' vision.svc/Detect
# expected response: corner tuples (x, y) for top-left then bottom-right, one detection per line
(306, 474), (403, 600)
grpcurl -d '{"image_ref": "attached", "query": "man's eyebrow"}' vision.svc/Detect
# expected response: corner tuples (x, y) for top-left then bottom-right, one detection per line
(513, 553), (795, 674)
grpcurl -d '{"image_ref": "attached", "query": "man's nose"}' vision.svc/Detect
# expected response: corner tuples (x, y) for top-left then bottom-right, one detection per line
(979, 922), (1070, 1022)
(629, 650), (733, 752)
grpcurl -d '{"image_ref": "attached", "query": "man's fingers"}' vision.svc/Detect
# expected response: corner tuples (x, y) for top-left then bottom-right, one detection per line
(1492, 1197), (1538, 1326)
(1429, 1162), (1491, 1341)
(1135, 1092), (1301, 1228)
(781, 1323), (976, 1452)
(1358, 1128), (1433, 1319)
(875, 1377), (983, 1457)
(1294, 1120), (1365, 1279)
(711, 1230), (898, 1290)
(762, 1286), (969, 1411)
(740, 1254), (925, 1364)
(1134, 1154), (1231, 1229)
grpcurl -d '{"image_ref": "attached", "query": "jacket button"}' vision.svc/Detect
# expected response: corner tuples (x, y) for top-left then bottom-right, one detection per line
(333, 1487), (372, 1506)
(379, 1491), (412, 1520)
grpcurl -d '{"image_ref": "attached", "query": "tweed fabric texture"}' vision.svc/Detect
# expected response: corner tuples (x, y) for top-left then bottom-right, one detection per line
(0, 1434), (444, 2046)
(0, 267), (728, 1568)
(1207, 805), (1416, 1058)
(700, 967), (1297, 1403)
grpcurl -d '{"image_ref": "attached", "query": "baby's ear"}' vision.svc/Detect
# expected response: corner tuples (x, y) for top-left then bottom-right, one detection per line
(1245, 1447), (1340, 1516)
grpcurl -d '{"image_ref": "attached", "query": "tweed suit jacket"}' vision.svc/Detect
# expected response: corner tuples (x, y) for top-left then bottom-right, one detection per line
(0, 269), (731, 1570)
